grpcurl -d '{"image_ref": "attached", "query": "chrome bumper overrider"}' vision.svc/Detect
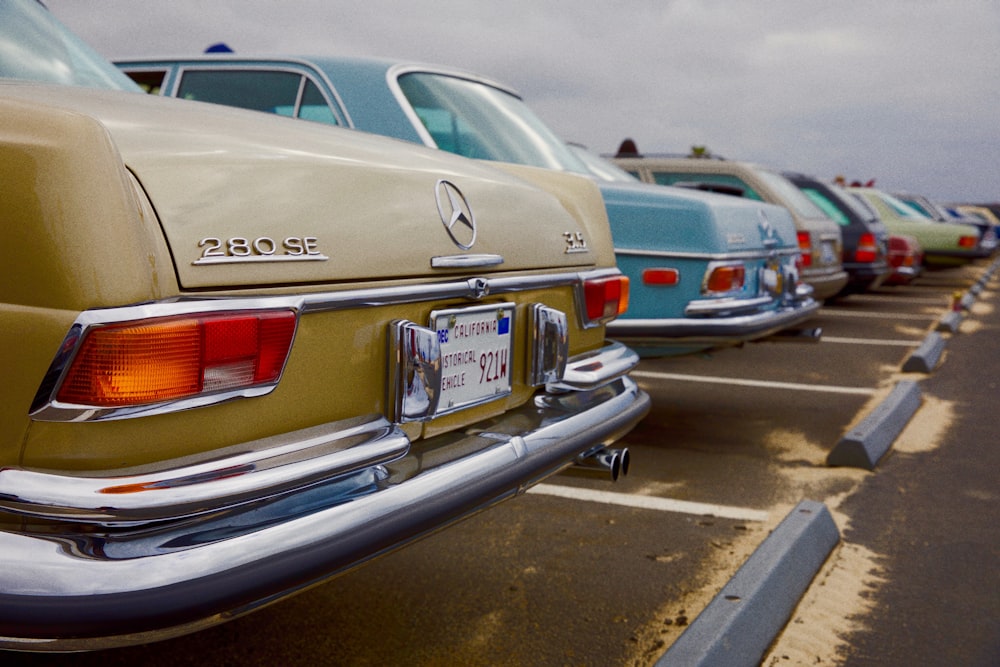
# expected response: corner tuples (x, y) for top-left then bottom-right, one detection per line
(606, 296), (820, 345)
(0, 341), (648, 651)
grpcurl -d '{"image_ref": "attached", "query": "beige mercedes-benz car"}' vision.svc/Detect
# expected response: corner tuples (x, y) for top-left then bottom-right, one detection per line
(0, 0), (648, 650)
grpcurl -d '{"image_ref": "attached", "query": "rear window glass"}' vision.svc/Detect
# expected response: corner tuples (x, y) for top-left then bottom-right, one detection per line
(651, 172), (762, 200)
(177, 69), (340, 125)
(801, 188), (849, 225)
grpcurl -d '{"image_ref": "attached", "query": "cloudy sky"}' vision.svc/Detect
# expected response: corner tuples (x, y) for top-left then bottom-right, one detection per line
(45, 1), (1000, 203)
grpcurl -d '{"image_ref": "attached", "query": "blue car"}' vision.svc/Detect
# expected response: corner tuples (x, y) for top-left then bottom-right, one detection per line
(118, 55), (820, 356)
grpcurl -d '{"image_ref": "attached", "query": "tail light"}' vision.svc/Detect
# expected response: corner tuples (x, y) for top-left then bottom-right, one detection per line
(704, 264), (745, 294)
(797, 231), (812, 267)
(582, 274), (629, 326)
(641, 268), (680, 286)
(854, 232), (879, 263)
(56, 310), (297, 408)
(958, 235), (978, 248)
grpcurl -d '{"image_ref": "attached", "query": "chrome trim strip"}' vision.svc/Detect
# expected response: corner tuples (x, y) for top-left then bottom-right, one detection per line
(0, 415), (408, 524)
(684, 295), (774, 316)
(30, 269), (622, 422)
(430, 254), (504, 268)
(607, 299), (820, 343)
(615, 247), (799, 261)
(546, 340), (639, 392)
(0, 378), (649, 650)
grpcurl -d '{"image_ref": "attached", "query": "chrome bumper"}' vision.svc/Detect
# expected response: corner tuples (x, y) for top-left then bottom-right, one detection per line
(606, 296), (820, 347)
(0, 342), (649, 651)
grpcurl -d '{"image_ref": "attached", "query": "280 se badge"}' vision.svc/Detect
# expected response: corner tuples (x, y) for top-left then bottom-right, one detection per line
(195, 235), (329, 263)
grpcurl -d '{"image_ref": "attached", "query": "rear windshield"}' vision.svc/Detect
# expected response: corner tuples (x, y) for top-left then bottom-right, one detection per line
(0, 0), (140, 91)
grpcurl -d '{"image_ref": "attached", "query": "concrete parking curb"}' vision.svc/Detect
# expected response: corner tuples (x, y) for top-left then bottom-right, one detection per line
(655, 500), (840, 667)
(902, 332), (945, 373)
(936, 311), (962, 333)
(826, 380), (921, 469)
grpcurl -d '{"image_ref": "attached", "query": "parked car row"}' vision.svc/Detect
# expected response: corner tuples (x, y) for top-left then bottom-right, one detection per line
(115, 54), (825, 358)
(0, 0), (993, 651)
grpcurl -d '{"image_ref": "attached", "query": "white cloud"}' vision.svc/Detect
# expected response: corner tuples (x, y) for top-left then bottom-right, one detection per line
(42, 0), (1000, 201)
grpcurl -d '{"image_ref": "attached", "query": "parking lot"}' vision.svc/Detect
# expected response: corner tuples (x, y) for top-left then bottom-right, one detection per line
(16, 259), (998, 667)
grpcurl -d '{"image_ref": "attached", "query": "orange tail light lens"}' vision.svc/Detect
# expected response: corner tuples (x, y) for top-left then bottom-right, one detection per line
(704, 265), (746, 294)
(583, 274), (630, 325)
(797, 231), (813, 267)
(57, 310), (296, 407)
(958, 235), (978, 248)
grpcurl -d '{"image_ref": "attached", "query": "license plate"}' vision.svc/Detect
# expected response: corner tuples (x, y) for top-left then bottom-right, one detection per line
(431, 303), (514, 414)
(762, 259), (784, 296)
(821, 240), (837, 264)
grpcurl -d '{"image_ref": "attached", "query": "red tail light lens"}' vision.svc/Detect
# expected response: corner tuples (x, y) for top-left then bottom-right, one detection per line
(797, 231), (813, 267)
(583, 274), (630, 325)
(958, 235), (978, 248)
(642, 268), (680, 286)
(855, 232), (879, 263)
(57, 310), (296, 407)
(704, 265), (746, 294)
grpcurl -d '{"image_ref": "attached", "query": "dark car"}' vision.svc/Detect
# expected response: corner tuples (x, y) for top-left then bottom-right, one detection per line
(784, 173), (892, 295)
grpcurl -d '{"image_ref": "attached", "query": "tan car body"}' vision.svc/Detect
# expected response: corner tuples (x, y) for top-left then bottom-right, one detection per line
(0, 81), (648, 649)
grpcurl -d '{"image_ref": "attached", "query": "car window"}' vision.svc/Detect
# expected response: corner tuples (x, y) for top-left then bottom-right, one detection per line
(176, 69), (341, 125)
(568, 145), (640, 183)
(848, 191), (880, 220)
(396, 72), (589, 173)
(651, 172), (763, 200)
(878, 192), (931, 220)
(298, 79), (339, 124)
(754, 170), (828, 219)
(0, 0), (140, 90)
(124, 69), (168, 95)
(800, 188), (849, 225)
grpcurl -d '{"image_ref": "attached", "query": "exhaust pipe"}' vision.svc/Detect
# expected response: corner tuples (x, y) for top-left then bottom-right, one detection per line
(563, 446), (630, 482)
(760, 327), (823, 343)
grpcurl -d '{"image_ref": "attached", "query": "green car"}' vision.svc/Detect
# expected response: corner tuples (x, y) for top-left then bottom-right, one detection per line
(848, 188), (984, 267)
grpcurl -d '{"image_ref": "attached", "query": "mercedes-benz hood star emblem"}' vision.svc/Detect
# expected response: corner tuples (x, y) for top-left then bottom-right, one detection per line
(435, 180), (477, 250)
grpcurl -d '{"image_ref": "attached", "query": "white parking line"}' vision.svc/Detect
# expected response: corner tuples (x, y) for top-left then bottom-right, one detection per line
(818, 310), (936, 321)
(529, 484), (770, 522)
(821, 336), (920, 346)
(631, 371), (876, 395)
(843, 294), (948, 305)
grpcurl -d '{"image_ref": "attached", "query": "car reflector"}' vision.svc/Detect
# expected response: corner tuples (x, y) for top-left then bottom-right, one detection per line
(642, 268), (680, 286)
(958, 236), (978, 248)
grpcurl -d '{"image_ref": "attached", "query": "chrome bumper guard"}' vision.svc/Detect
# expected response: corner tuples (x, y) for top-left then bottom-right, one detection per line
(0, 341), (649, 651)
(606, 295), (820, 345)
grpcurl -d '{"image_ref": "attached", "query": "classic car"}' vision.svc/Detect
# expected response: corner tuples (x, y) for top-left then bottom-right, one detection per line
(783, 173), (892, 295)
(847, 188), (984, 267)
(955, 204), (1000, 231)
(115, 55), (819, 357)
(885, 234), (924, 286)
(607, 150), (849, 301)
(0, 0), (649, 650)
(894, 192), (997, 257)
